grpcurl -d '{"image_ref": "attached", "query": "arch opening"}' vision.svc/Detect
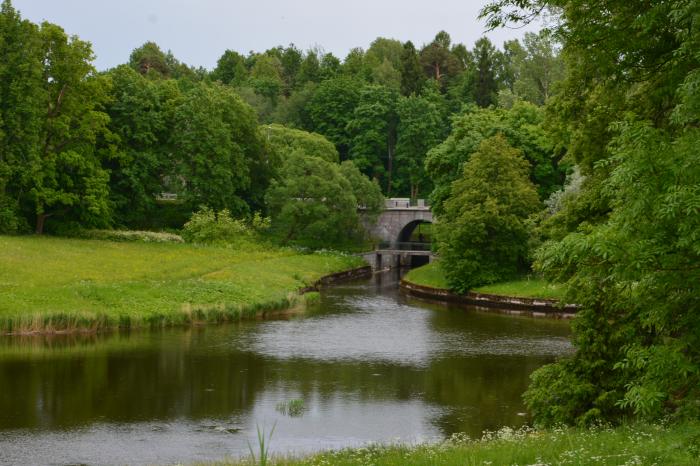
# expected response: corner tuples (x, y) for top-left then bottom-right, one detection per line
(397, 220), (433, 244)
(397, 220), (433, 268)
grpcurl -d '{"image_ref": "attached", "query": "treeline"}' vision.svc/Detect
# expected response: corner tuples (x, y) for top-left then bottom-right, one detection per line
(0, 0), (566, 242)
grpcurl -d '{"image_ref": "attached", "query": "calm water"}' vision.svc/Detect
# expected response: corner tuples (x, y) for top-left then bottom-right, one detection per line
(0, 272), (572, 465)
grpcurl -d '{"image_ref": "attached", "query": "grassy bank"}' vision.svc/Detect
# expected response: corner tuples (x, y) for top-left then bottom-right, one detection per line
(0, 236), (364, 334)
(403, 262), (565, 299)
(208, 422), (700, 465)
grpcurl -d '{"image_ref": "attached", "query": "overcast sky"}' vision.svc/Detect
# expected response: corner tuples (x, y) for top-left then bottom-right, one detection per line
(12, 0), (541, 71)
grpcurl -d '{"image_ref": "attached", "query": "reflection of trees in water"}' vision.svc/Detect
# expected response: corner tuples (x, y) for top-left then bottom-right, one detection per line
(0, 307), (569, 436)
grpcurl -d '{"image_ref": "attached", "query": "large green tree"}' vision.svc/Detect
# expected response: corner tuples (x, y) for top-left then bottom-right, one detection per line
(436, 134), (540, 292)
(0, 6), (113, 234)
(169, 83), (265, 214)
(265, 151), (358, 247)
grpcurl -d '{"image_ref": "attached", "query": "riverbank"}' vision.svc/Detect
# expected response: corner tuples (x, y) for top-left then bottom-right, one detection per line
(0, 236), (366, 335)
(207, 422), (699, 465)
(404, 262), (564, 299)
(401, 262), (575, 316)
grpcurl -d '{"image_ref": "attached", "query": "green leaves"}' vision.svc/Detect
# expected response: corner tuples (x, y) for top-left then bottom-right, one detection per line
(436, 134), (540, 293)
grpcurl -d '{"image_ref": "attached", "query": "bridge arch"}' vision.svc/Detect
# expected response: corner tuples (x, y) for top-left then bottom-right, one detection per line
(365, 198), (433, 246)
(398, 219), (432, 243)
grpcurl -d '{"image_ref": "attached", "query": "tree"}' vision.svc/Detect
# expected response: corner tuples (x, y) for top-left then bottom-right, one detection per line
(400, 41), (425, 96)
(472, 37), (499, 107)
(248, 54), (284, 100)
(27, 21), (113, 233)
(0, 0), (44, 233)
(105, 65), (182, 226)
(420, 31), (460, 89)
(265, 151), (358, 247)
(169, 83), (265, 214)
(279, 44), (303, 94)
(394, 92), (445, 199)
(212, 49), (247, 86)
(307, 76), (362, 158)
(425, 101), (563, 215)
(346, 85), (399, 191)
(339, 160), (384, 220)
(129, 41), (170, 77)
(296, 50), (321, 86)
(436, 134), (540, 293)
(262, 124), (338, 164)
(366, 37), (404, 70)
(513, 31), (563, 105)
(319, 52), (341, 80)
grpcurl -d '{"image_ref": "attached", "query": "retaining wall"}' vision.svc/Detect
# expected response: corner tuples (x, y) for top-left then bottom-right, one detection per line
(400, 279), (578, 318)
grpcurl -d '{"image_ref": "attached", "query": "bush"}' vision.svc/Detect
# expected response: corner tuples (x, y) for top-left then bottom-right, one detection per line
(181, 207), (253, 245)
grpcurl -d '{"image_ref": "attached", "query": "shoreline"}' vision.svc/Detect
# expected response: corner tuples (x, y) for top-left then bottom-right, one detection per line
(400, 277), (578, 318)
(1, 257), (372, 337)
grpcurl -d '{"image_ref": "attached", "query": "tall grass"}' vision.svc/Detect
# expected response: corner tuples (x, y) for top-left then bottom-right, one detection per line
(0, 236), (364, 335)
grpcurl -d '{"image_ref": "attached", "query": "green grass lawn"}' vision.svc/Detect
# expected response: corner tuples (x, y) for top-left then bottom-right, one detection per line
(204, 422), (700, 466)
(0, 236), (364, 334)
(403, 262), (565, 299)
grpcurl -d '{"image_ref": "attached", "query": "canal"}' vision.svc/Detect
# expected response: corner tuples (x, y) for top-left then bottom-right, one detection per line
(0, 272), (572, 465)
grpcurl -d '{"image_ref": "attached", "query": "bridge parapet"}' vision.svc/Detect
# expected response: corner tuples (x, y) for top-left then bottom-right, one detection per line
(384, 198), (430, 210)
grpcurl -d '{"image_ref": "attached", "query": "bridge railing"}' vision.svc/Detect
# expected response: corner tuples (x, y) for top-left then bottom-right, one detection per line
(384, 198), (430, 209)
(377, 241), (433, 251)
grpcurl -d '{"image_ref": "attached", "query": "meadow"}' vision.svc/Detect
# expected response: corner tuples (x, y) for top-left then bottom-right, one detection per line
(0, 236), (363, 334)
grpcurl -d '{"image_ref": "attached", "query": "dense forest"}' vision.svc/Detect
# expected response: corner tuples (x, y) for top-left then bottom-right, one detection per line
(1, 0), (698, 430)
(0, 0), (565, 243)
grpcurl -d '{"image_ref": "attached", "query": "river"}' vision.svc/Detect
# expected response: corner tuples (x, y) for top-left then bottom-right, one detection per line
(0, 271), (572, 465)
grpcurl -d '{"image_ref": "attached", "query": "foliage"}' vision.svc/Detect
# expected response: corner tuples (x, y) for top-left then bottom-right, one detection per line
(262, 124), (338, 164)
(426, 101), (563, 214)
(104, 65), (181, 227)
(483, 0), (700, 426)
(346, 84), (398, 188)
(339, 160), (384, 220)
(0, 3), (113, 234)
(394, 88), (446, 198)
(181, 207), (253, 245)
(307, 76), (362, 158)
(528, 121), (700, 424)
(212, 49), (248, 86)
(169, 83), (266, 214)
(436, 135), (540, 293)
(265, 151), (359, 247)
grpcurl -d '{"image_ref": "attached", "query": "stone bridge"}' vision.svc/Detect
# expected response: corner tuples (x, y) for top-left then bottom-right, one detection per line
(363, 198), (434, 270)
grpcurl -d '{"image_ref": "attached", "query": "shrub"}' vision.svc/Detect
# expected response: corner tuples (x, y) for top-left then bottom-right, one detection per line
(181, 207), (252, 245)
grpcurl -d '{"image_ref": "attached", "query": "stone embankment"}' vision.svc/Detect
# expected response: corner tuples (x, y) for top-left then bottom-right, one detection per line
(400, 279), (578, 318)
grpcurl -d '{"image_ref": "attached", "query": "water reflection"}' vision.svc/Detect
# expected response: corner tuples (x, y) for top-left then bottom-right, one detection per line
(0, 272), (572, 465)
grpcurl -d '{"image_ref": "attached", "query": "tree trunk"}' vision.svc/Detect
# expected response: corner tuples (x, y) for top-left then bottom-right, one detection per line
(35, 213), (48, 235)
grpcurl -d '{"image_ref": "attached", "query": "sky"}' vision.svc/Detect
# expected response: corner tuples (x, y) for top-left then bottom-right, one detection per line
(12, 0), (541, 71)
